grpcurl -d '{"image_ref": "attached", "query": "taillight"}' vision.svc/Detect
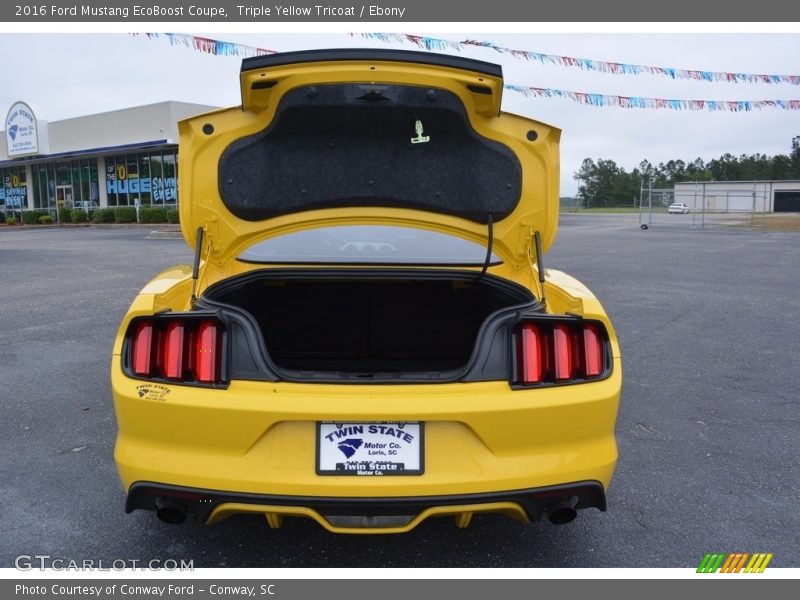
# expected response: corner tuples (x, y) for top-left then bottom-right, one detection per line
(517, 323), (543, 384)
(131, 321), (153, 376)
(515, 319), (608, 386)
(185, 328), (197, 376)
(553, 323), (574, 381)
(195, 320), (220, 384)
(162, 321), (185, 379)
(126, 317), (224, 385)
(583, 324), (603, 378)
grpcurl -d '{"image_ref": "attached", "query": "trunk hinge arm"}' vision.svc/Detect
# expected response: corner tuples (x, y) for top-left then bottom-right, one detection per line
(526, 229), (547, 308)
(476, 212), (494, 282)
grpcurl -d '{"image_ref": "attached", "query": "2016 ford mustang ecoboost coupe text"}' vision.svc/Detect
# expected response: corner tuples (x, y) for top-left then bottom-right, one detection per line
(112, 49), (622, 534)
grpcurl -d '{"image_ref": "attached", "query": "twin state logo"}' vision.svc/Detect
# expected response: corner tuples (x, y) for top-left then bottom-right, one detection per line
(697, 552), (773, 573)
(5, 101), (41, 157)
(337, 438), (363, 459)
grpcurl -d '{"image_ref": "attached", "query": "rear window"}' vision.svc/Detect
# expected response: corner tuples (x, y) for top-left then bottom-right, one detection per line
(238, 225), (500, 265)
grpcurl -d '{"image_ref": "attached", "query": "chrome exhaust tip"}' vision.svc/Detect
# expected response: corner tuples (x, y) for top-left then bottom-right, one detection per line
(154, 497), (188, 524)
(546, 496), (579, 525)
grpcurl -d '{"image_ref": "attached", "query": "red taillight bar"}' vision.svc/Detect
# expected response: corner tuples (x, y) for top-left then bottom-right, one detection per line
(517, 323), (543, 384)
(127, 317), (223, 385)
(185, 328), (197, 376)
(515, 319), (607, 386)
(131, 321), (153, 376)
(553, 324), (574, 381)
(162, 321), (185, 380)
(195, 321), (220, 384)
(583, 324), (603, 378)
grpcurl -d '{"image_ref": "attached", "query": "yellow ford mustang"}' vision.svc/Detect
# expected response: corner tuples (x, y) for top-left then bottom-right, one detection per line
(112, 49), (621, 534)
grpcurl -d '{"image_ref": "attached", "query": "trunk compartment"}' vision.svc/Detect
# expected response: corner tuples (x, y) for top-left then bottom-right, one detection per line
(205, 271), (533, 378)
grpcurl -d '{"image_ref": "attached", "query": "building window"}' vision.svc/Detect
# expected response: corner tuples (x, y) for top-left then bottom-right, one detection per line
(31, 165), (46, 209)
(105, 149), (178, 207)
(89, 161), (99, 203)
(127, 155), (140, 206)
(138, 154), (151, 205)
(80, 161), (91, 205)
(30, 159), (99, 210)
(160, 151), (178, 205)
(31, 163), (57, 210)
(1, 166), (27, 210)
(71, 161), (82, 203)
(108, 156), (124, 206)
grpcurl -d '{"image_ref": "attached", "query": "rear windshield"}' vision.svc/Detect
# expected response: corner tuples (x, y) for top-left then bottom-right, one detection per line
(238, 225), (501, 265)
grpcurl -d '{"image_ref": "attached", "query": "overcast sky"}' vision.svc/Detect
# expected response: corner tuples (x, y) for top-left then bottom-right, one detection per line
(1, 32), (798, 195)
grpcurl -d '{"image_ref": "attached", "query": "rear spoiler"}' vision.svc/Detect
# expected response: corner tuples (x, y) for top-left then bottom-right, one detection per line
(241, 48), (503, 78)
(239, 48), (504, 115)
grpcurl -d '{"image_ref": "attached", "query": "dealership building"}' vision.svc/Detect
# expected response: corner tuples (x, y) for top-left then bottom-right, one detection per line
(1, 100), (216, 216)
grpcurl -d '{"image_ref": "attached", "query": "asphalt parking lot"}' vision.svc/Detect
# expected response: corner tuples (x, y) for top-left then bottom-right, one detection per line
(1, 217), (798, 568)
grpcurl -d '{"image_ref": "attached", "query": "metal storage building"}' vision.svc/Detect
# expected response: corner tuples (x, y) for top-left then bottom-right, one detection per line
(673, 180), (800, 213)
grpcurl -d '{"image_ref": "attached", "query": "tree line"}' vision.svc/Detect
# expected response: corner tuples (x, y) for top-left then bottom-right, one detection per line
(574, 137), (800, 208)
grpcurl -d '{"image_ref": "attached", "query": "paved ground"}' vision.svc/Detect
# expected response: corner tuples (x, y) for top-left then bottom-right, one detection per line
(1, 218), (798, 568)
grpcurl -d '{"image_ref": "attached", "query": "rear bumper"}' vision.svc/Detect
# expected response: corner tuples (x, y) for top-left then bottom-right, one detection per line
(127, 480), (606, 533)
(113, 366), (622, 532)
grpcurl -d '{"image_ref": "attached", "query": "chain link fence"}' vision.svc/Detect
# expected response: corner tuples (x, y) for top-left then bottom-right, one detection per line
(638, 182), (768, 232)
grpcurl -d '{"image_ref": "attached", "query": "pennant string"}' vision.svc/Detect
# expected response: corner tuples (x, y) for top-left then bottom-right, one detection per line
(352, 32), (800, 86)
(139, 32), (276, 58)
(506, 85), (800, 111)
(132, 34), (800, 111)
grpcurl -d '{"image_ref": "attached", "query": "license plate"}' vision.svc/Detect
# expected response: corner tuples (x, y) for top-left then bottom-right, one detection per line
(316, 422), (424, 476)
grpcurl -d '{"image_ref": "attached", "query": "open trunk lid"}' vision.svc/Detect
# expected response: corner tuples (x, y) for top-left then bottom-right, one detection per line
(178, 49), (561, 269)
